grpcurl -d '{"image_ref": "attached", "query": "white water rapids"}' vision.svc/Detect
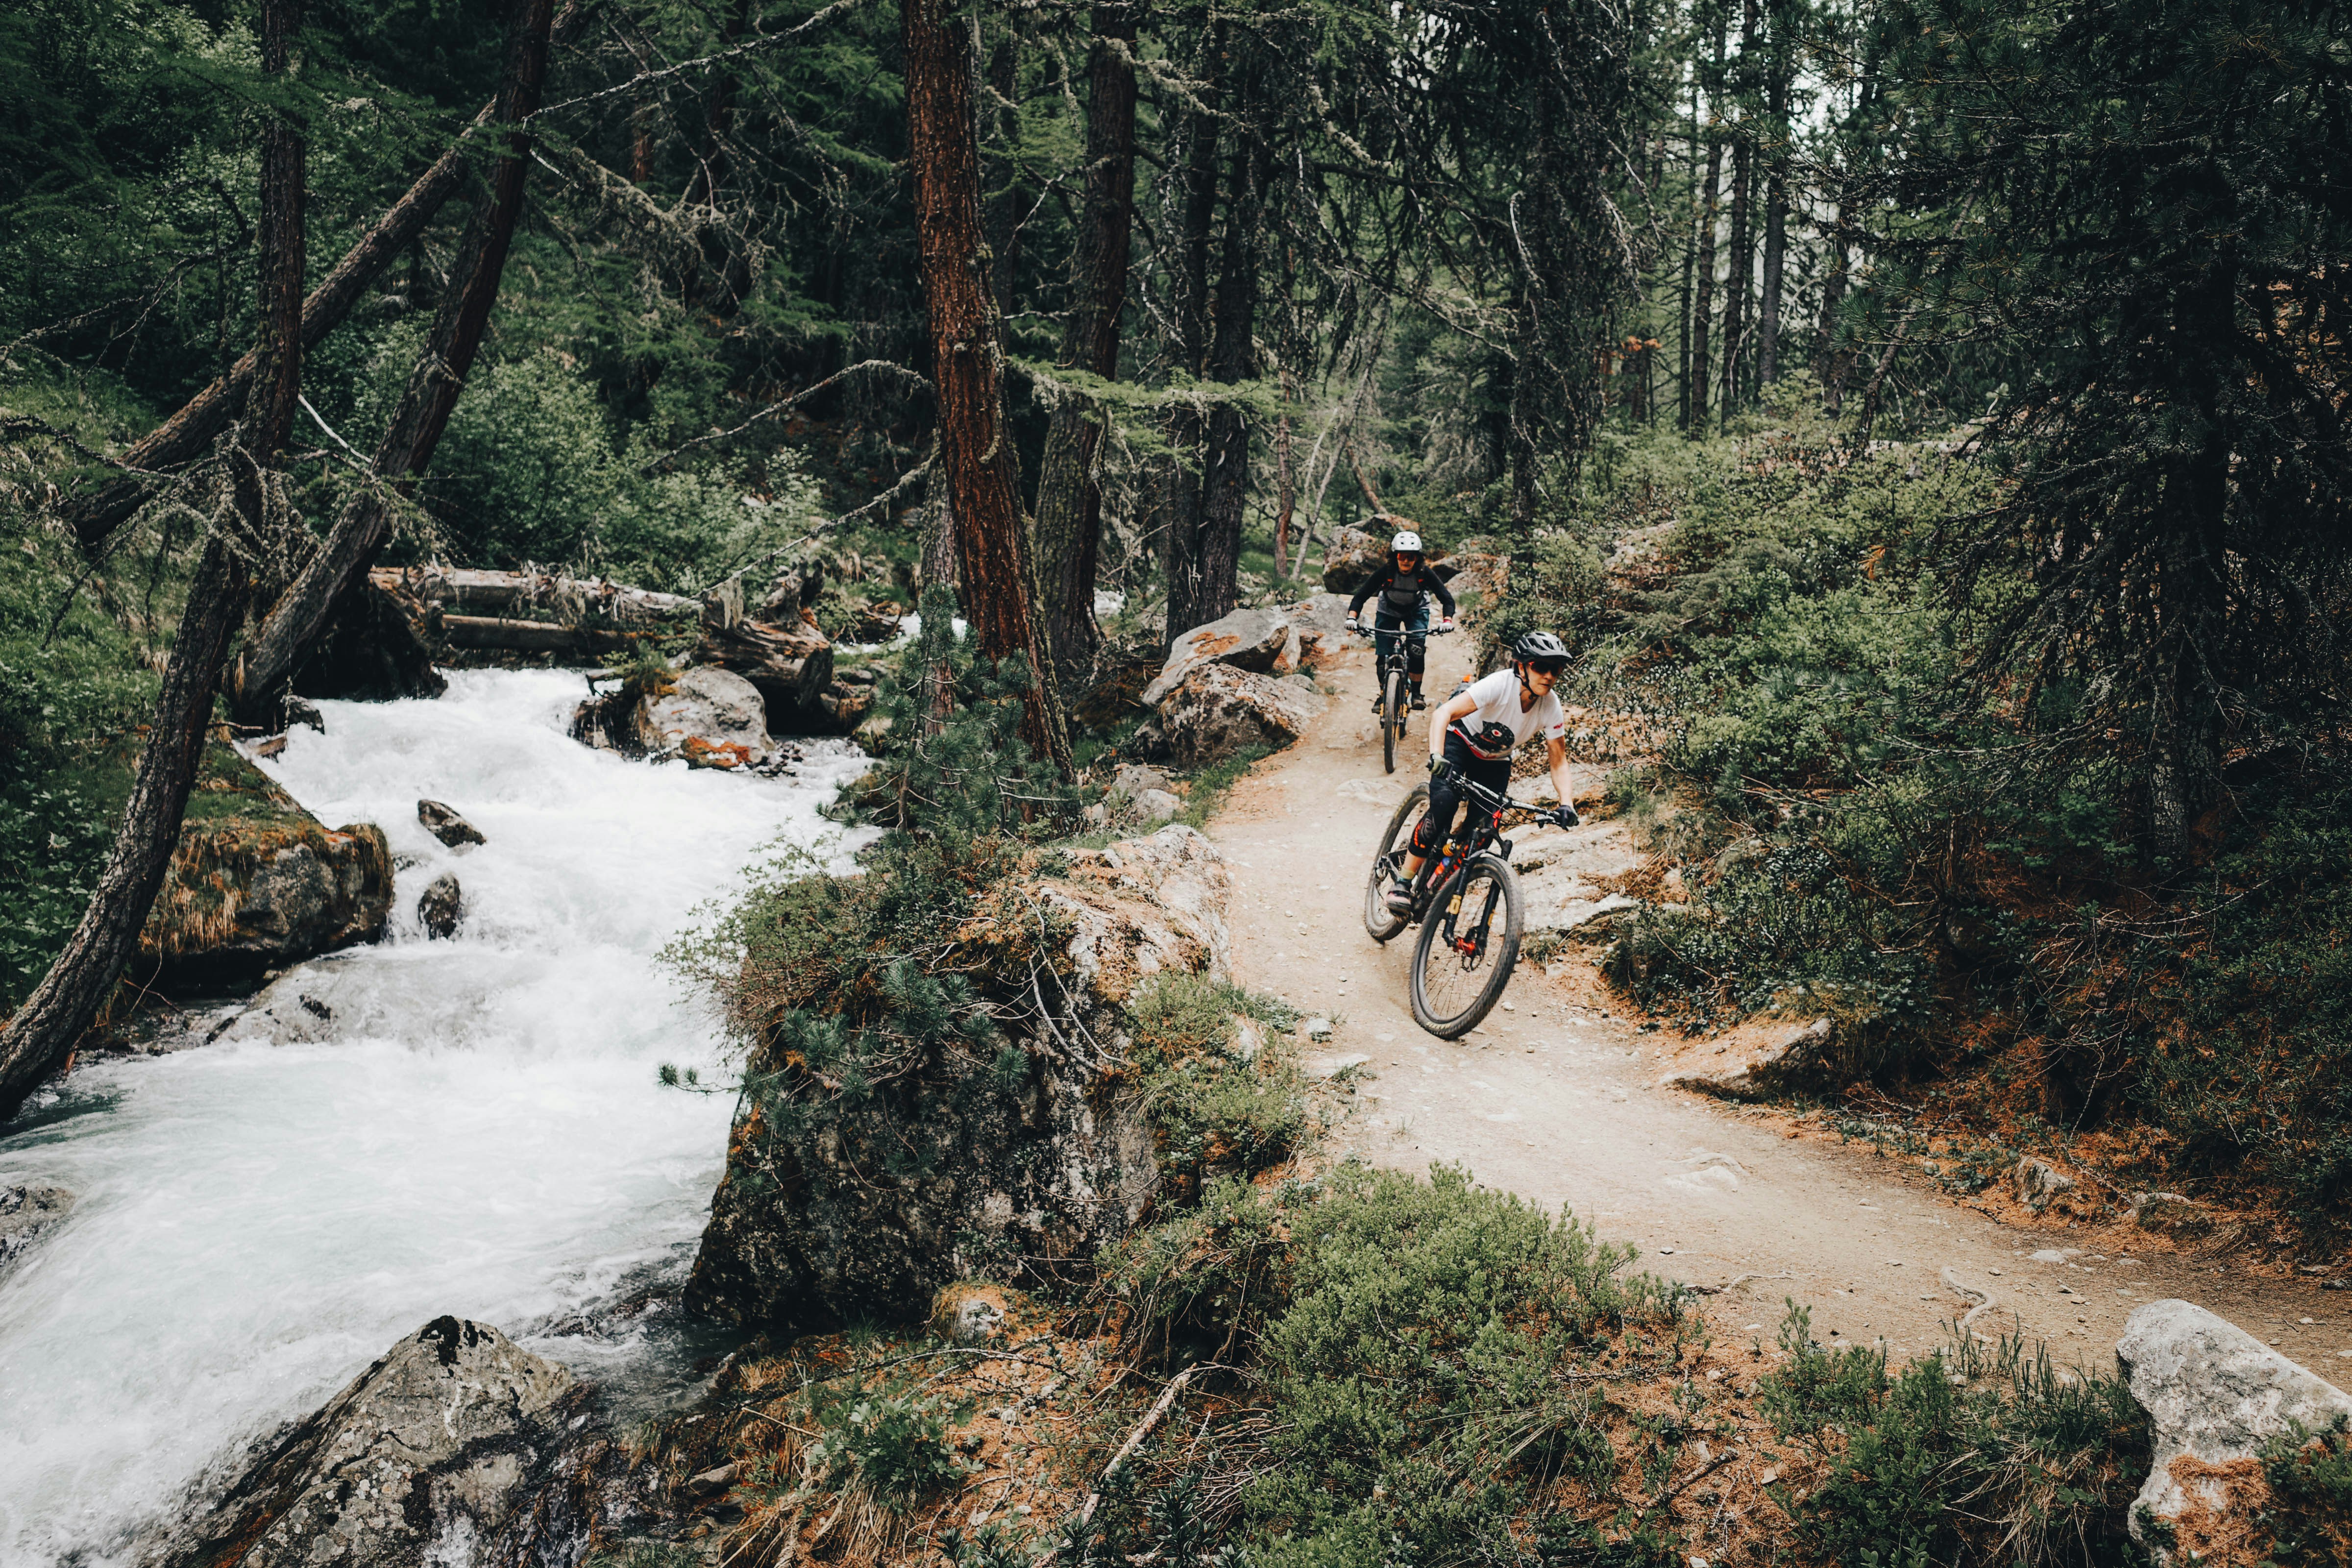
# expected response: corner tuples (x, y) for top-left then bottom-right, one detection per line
(0, 669), (873, 1565)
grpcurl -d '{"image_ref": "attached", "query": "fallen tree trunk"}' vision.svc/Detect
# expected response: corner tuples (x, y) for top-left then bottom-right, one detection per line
(694, 616), (836, 718)
(439, 616), (654, 654)
(371, 565), (702, 622)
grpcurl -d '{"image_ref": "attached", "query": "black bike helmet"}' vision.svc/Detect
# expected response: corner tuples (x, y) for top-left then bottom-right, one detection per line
(1513, 629), (1570, 669)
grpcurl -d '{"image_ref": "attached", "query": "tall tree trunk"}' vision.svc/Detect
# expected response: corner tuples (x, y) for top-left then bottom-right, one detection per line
(231, 0), (558, 728)
(1688, 11), (1729, 436)
(1717, 136), (1750, 424)
(1031, 1), (1137, 690)
(1676, 63), (1699, 431)
(1816, 206), (1850, 412)
(902, 0), (1073, 775)
(0, 0), (308, 1122)
(1755, 29), (1791, 389)
(1155, 47), (1224, 647)
(1274, 362), (1295, 577)
(58, 0), (584, 551)
(916, 431), (958, 591)
(1195, 135), (1269, 624)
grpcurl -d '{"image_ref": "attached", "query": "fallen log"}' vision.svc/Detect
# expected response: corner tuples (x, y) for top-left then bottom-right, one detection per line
(695, 615), (836, 721)
(439, 615), (652, 654)
(368, 566), (701, 623)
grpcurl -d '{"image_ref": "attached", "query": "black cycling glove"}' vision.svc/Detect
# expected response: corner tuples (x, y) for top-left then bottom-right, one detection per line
(1550, 805), (1581, 830)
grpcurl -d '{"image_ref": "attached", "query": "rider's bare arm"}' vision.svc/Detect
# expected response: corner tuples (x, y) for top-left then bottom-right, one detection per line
(1546, 735), (1575, 814)
(1430, 687), (1479, 762)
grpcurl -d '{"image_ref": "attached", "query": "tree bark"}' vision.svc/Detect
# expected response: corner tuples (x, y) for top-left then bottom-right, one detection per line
(903, 0), (1073, 776)
(1717, 0), (1756, 428)
(1155, 42), (1225, 649)
(231, 0), (558, 729)
(1688, 13), (1728, 436)
(1755, 20), (1791, 389)
(0, 0), (306, 1122)
(1273, 362), (1295, 577)
(1815, 206), (1850, 413)
(56, 0), (586, 550)
(1195, 135), (1270, 625)
(1676, 63), (1699, 430)
(1031, 1), (1137, 690)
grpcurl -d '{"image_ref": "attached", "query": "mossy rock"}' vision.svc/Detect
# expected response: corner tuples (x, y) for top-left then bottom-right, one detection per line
(131, 742), (393, 996)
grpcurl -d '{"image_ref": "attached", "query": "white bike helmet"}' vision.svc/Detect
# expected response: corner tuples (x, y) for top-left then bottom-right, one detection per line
(1390, 529), (1422, 554)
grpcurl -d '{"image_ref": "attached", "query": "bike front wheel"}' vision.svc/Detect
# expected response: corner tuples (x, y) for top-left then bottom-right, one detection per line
(1382, 669), (1405, 773)
(1362, 783), (1429, 943)
(1409, 851), (1523, 1038)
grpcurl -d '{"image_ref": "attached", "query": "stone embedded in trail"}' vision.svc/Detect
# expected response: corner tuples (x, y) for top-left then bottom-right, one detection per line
(0, 1183), (74, 1273)
(2013, 1156), (2078, 1211)
(685, 825), (1234, 1334)
(418, 872), (463, 940)
(1660, 1018), (1830, 1102)
(2117, 1298), (2352, 1561)
(2131, 1190), (2214, 1235)
(1131, 788), (1183, 824)
(1141, 663), (1328, 767)
(416, 798), (486, 848)
(156, 1316), (587, 1568)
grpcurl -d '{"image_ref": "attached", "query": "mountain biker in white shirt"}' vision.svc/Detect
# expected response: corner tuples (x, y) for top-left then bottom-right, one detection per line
(1384, 630), (1580, 913)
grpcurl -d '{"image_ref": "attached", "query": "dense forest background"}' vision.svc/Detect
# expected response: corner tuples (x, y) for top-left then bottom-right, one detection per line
(5, 0), (2352, 1233)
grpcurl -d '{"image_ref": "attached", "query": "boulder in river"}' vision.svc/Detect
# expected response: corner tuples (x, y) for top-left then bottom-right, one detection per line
(646, 665), (774, 769)
(418, 872), (463, 940)
(156, 1316), (589, 1568)
(2117, 1298), (2352, 1561)
(1136, 662), (1327, 767)
(135, 745), (392, 996)
(417, 799), (486, 848)
(686, 824), (1233, 1333)
(0, 1183), (74, 1273)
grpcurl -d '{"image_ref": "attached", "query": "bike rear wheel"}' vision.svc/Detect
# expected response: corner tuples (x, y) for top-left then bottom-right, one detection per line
(1382, 668), (1405, 773)
(1409, 851), (1523, 1038)
(1362, 783), (1429, 943)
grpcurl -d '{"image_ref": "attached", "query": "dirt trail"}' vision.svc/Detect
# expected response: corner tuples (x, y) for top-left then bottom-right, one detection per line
(1204, 626), (2347, 1369)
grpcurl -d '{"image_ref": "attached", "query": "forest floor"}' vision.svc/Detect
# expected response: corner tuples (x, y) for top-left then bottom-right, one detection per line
(1204, 628), (2352, 1372)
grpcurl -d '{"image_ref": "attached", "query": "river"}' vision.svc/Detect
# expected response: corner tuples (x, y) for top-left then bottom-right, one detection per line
(0, 668), (871, 1565)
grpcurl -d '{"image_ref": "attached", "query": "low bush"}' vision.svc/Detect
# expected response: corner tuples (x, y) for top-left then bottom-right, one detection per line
(1758, 1305), (2151, 1567)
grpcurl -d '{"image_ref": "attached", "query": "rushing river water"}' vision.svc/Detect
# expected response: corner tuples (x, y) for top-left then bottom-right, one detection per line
(0, 669), (872, 1565)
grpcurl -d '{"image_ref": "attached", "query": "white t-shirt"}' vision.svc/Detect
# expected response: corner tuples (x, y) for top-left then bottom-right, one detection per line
(1452, 668), (1566, 752)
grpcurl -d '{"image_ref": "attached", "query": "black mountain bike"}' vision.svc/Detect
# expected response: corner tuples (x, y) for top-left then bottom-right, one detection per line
(1361, 768), (1564, 1038)
(1358, 620), (1450, 774)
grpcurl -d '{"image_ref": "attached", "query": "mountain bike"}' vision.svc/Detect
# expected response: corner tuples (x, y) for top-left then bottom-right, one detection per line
(1357, 620), (1450, 774)
(1361, 768), (1565, 1038)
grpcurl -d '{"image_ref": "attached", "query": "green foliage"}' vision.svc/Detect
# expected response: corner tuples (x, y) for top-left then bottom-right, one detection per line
(0, 494), (163, 1012)
(2259, 1414), (2352, 1566)
(1757, 1305), (2152, 1567)
(799, 1380), (970, 1505)
(843, 585), (1079, 845)
(1129, 973), (1310, 1200)
(1245, 1164), (1689, 1566)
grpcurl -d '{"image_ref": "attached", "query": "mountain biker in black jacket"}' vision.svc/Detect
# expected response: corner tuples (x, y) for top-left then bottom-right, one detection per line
(1345, 528), (1457, 711)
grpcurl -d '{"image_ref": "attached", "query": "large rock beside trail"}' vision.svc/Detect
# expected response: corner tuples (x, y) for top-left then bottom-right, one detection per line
(1141, 596), (1350, 708)
(1137, 663), (1327, 767)
(686, 825), (1233, 1334)
(1321, 526), (1389, 594)
(157, 1316), (588, 1568)
(1435, 550), (1508, 606)
(136, 745), (392, 995)
(1660, 1018), (1830, 1102)
(2117, 1298), (2352, 1560)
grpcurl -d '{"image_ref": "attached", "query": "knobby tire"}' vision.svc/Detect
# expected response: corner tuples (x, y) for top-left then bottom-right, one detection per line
(1362, 783), (1428, 943)
(1382, 668), (1405, 774)
(1408, 851), (1522, 1038)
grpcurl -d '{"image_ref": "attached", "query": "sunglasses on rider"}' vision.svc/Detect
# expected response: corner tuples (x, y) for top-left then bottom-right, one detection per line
(1524, 658), (1568, 676)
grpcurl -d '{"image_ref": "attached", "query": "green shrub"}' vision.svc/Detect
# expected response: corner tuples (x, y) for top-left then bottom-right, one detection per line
(799, 1381), (970, 1504)
(1245, 1164), (1690, 1565)
(1130, 974), (1309, 1196)
(1758, 1305), (2151, 1568)
(2259, 1414), (2352, 1565)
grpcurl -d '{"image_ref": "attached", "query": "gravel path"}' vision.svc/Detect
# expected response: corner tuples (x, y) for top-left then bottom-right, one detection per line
(1203, 625), (2347, 1369)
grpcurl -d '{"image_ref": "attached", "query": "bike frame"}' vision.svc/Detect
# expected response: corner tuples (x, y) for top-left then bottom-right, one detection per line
(1396, 771), (1539, 928)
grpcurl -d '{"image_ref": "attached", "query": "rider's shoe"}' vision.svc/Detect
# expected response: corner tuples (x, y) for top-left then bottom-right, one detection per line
(1410, 690), (1427, 711)
(1371, 694), (1385, 713)
(1383, 878), (1415, 915)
